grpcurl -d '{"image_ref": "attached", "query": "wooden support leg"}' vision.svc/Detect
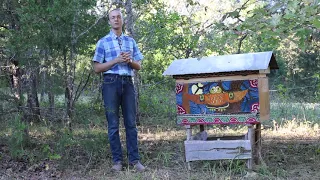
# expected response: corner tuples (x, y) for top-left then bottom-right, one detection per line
(185, 125), (192, 170)
(187, 162), (191, 171)
(185, 125), (192, 140)
(254, 123), (262, 165)
(199, 125), (205, 132)
(247, 125), (254, 170)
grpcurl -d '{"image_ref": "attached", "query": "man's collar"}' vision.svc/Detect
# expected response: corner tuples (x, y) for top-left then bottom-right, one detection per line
(109, 30), (123, 39)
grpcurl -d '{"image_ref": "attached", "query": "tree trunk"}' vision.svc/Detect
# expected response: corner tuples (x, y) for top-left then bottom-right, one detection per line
(48, 62), (54, 117)
(64, 1), (79, 130)
(48, 83), (55, 116)
(125, 0), (141, 125)
(25, 68), (41, 122)
(40, 50), (49, 102)
(11, 61), (22, 103)
(64, 47), (73, 130)
(5, 0), (29, 142)
(40, 70), (46, 102)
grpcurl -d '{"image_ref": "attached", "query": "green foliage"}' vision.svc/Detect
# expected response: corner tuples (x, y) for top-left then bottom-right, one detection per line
(42, 144), (61, 160)
(73, 100), (105, 125)
(156, 151), (175, 167)
(9, 115), (27, 159)
(139, 82), (176, 120)
(55, 128), (74, 153)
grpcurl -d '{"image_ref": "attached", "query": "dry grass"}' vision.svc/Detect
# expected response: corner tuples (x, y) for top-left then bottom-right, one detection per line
(57, 120), (319, 180)
(1, 116), (319, 179)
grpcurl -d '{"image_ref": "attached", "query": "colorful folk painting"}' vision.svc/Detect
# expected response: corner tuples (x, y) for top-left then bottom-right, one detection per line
(176, 79), (259, 115)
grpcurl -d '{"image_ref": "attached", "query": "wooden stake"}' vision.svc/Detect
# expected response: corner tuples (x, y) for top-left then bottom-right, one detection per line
(254, 123), (262, 165)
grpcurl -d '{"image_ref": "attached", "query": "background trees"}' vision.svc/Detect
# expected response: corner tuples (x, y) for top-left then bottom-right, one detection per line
(0, 0), (319, 158)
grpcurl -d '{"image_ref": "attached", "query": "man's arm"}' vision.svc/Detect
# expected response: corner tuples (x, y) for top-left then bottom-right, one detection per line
(93, 60), (117, 73)
(128, 60), (141, 70)
(130, 38), (143, 71)
(93, 56), (127, 73)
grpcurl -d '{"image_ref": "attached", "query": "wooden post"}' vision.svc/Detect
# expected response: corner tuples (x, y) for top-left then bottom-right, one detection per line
(185, 125), (192, 170)
(258, 76), (270, 120)
(246, 125), (254, 170)
(254, 123), (262, 165)
(200, 125), (205, 132)
(185, 125), (192, 140)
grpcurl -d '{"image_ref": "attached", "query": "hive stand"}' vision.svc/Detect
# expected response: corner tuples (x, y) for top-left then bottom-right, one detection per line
(184, 123), (261, 170)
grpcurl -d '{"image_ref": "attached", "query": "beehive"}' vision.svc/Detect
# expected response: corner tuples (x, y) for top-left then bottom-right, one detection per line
(163, 51), (278, 169)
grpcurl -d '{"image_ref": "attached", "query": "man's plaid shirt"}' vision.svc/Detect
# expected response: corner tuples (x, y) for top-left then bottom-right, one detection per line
(93, 30), (143, 76)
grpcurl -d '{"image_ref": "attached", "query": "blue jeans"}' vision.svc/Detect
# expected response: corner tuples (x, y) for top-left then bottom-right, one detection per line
(102, 74), (140, 164)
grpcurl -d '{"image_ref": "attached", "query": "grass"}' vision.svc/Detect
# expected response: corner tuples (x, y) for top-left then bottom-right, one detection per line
(0, 88), (320, 179)
(1, 117), (319, 179)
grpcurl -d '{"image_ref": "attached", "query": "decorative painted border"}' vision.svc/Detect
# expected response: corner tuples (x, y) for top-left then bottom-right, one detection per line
(177, 114), (259, 125)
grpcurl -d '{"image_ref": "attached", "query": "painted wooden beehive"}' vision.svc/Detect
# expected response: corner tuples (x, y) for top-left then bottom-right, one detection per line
(163, 51), (278, 125)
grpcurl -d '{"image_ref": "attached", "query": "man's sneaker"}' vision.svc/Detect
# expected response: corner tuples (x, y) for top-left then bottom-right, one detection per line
(111, 162), (122, 172)
(132, 161), (146, 172)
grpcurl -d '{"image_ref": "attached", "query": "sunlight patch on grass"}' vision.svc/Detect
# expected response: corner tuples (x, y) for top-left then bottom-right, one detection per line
(139, 127), (186, 141)
(0, 128), (10, 139)
(72, 127), (107, 137)
(263, 120), (320, 140)
(28, 126), (54, 139)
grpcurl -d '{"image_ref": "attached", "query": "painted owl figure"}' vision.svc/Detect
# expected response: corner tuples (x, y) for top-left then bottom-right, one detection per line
(209, 85), (223, 94)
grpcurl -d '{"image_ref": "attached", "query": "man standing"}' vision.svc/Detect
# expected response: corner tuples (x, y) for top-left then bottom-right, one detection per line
(92, 9), (145, 172)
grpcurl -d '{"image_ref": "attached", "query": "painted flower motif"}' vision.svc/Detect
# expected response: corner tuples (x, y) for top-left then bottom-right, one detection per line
(247, 117), (257, 123)
(197, 118), (205, 123)
(214, 118), (222, 124)
(182, 119), (189, 124)
(249, 79), (258, 88)
(251, 103), (259, 113)
(176, 83), (183, 94)
(230, 117), (238, 122)
(177, 105), (186, 114)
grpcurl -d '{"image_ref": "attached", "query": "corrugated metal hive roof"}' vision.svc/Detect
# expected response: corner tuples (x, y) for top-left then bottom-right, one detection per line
(163, 51), (278, 76)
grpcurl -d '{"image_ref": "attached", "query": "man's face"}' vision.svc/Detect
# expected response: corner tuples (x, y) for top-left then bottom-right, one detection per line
(108, 10), (123, 30)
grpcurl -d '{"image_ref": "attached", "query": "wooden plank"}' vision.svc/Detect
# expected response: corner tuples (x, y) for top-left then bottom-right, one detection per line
(259, 67), (270, 74)
(258, 77), (270, 120)
(176, 74), (266, 84)
(184, 140), (251, 151)
(185, 148), (251, 162)
(207, 135), (245, 141)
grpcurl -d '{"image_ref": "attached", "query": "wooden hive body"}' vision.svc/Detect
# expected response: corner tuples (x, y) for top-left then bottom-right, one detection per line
(163, 51), (278, 125)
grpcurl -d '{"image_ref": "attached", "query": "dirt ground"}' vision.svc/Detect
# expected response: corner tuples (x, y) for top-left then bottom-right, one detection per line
(1, 129), (319, 180)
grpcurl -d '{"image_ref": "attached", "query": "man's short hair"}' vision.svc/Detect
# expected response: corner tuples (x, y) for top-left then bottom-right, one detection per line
(108, 8), (123, 20)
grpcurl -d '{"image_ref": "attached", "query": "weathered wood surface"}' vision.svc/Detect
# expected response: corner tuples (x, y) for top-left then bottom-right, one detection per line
(246, 125), (254, 169)
(185, 140), (252, 162)
(258, 77), (270, 120)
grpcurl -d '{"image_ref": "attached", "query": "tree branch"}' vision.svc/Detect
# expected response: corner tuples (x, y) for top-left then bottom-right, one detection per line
(75, 12), (109, 41)
(74, 72), (91, 103)
(237, 34), (248, 54)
